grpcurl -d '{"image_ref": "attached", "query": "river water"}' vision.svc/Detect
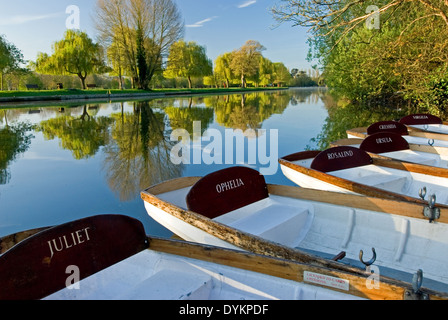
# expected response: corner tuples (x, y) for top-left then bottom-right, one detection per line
(0, 88), (330, 238)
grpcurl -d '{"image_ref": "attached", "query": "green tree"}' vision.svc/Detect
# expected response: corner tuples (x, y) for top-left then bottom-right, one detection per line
(107, 35), (127, 90)
(35, 30), (107, 89)
(96, 0), (184, 90)
(290, 69), (318, 87)
(0, 35), (25, 91)
(272, 62), (291, 87)
(164, 40), (213, 89)
(272, 0), (448, 113)
(136, 26), (149, 90)
(230, 40), (265, 88)
(214, 53), (234, 88)
(257, 56), (274, 87)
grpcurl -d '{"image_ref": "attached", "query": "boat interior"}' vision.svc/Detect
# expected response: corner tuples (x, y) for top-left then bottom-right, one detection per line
(358, 132), (448, 167)
(154, 168), (448, 292)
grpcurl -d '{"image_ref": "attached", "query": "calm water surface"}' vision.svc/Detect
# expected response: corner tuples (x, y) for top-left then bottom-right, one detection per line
(0, 88), (329, 238)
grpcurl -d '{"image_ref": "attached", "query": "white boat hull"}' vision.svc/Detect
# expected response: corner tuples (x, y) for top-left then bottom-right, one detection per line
(144, 197), (242, 250)
(280, 162), (356, 193)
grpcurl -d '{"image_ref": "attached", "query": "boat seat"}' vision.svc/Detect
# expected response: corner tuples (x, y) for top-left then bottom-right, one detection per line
(381, 151), (438, 166)
(332, 167), (408, 192)
(366, 174), (407, 191)
(118, 269), (213, 300)
(226, 200), (312, 247)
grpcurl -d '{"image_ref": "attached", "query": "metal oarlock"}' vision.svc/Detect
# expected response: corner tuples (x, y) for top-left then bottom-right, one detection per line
(419, 187), (440, 222)
(423, 194), (441, 223)
(419, 187), (427, 201)
(359, 247), (376, 267)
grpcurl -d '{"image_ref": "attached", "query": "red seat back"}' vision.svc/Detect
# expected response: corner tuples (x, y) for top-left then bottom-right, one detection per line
(399, 114), (442, 125)
(360, 132), (410, 154)
(186, 166), (269, 219)
(0, 215), (148, 300)
(367, 121), (409, 136)
(311, 146), (373, 173)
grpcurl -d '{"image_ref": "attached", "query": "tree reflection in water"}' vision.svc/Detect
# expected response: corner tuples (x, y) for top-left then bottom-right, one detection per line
(0, 111), (34, 185)
(38, 106), (113, 160)
(103, 101), (183, 201)
(308, 93), (410, 150)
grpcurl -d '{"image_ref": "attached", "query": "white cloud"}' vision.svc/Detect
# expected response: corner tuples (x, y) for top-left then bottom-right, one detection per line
(237, 0), (256, 8)
(0, 12), (63, 26)
(186, 16), (218, 28)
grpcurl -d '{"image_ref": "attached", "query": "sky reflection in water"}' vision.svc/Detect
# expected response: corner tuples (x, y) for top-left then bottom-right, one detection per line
(0, 88), (329, 238)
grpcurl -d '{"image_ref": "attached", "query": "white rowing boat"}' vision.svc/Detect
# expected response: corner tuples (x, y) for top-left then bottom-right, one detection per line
(141, 166), (448, 294)
(400, 113), (448, 135)
(279, 146), (448, 210)
(0, 214), (378, 300)
(347, 114), (448, 148)
(331, 131), (448, 168)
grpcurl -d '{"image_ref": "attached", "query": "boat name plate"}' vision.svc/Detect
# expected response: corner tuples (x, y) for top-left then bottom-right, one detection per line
(303, 271), (349, 291)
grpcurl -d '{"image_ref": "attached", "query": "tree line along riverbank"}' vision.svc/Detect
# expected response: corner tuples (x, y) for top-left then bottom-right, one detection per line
(0, 87), (294, 105)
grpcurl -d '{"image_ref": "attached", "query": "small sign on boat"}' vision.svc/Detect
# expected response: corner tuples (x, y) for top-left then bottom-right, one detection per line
(304, 271), (350, 291)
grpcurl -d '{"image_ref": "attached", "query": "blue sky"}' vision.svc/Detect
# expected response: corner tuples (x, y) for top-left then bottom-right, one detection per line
(0, 0), (313, 71)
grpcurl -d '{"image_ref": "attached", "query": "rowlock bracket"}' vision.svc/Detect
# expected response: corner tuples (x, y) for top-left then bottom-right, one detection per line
(404, 269), (430, 300)
(419, 188), (440, 223)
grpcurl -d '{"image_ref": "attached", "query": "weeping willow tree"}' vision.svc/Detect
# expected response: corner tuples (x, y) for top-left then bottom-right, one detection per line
(164, 40), (213, 89)
(34, 30), (108, 89)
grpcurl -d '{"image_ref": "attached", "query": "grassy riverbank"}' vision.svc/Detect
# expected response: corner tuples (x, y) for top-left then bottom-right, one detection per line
(0, 87), (290, 103)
